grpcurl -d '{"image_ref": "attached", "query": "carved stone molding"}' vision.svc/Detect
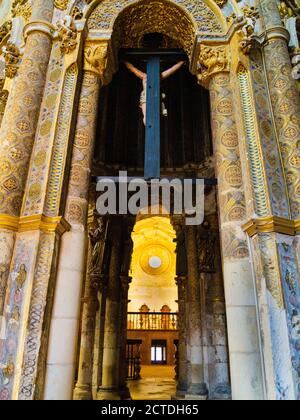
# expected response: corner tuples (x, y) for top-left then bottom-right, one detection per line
(56, 15), (78, 54)
(243, 216), (300, 237)
(0, 213), (71, 235)
(197, 45), (229, 88)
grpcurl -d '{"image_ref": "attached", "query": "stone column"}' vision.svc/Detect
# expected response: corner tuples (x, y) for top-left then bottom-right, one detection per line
(175, 276), (188, 396)
(185, 225), (208, 398)
(209, 72), (264, 400)
(260, 0), (300, 219)
(0, 0), (53, 323)
(44, 68), (102, 400)
(205, 216), (231, 400)
(97, 217), (122, 400)
(92, 274), (108, 399)
(73, 217), (108, 400)
(119, 275), (132, 399)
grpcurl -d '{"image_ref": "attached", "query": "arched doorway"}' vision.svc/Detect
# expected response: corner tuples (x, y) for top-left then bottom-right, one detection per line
(43, 0), (264, 401)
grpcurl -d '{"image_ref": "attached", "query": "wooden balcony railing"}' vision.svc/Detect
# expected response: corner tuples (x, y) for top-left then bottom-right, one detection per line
(127, 312), (178, 331)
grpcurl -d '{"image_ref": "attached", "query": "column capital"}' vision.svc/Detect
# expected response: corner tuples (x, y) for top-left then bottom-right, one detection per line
(197, 44), (230, 89)
(84, 41), (109, 81)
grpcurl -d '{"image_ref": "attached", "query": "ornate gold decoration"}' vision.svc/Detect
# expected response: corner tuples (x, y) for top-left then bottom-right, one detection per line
(0, 214), (19, 231)
(239, 6), (260, 54)
(71, 6), (84, 20)
(19, 215), (70, 235)
(243, 216), (300, 237)
(198, 45), (229, 87)
(2, 43), (21, 79)
(87, 0), (225, 58)
(54, 0), (69, 11)
(84, 42), (108, 80)
(0, 214), (70, 235)
(12, 0), (32, 22)
(0, 79), (8, 122)
(56, 16), (77, 54)
(0, 21), (12, 45)
(215, 0), (227, 7)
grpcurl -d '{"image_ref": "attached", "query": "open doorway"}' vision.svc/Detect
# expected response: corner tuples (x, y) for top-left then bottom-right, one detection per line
(126, 216), (178, 400)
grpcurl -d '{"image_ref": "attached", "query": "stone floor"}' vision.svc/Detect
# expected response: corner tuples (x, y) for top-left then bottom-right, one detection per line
(128, 365), (177, 400)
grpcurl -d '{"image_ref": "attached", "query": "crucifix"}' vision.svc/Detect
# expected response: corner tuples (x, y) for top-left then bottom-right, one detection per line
(123, 50), (186, 179)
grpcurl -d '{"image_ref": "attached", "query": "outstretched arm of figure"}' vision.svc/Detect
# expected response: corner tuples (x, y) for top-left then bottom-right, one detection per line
(161, 61), (185, 80)
(124, 61), (146, 80)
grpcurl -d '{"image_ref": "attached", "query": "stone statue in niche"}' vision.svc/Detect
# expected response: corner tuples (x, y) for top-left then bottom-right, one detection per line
(124, 60), (184, 125)
(173, 223), (188, 277)
(197, 220), (216, 273)
(88, 217), (106, 275)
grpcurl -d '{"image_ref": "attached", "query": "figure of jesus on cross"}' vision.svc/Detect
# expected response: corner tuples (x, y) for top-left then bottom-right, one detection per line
(125, 60), (184, 125)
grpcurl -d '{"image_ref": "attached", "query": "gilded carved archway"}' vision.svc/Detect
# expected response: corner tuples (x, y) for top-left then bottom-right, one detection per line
(70, 0), (245, 83)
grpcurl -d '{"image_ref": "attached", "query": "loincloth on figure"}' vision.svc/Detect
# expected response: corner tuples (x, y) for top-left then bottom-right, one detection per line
(140, 88), (147, 108)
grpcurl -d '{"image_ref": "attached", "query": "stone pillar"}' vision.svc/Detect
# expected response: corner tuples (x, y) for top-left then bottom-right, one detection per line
(119, 275), (132, 399)
(73, 217), (108, 400)
(97, 218), (122, 400)
(209, 72), (264, 400)
(92, 274), (108, 399)
(0, 0), (53, 323)
(185, 225), (208, 398)
(260, 0), (300, 219)
(44, 69), (102, 400)
(205, 216), (231, 400)
(175, 276), (188, 396)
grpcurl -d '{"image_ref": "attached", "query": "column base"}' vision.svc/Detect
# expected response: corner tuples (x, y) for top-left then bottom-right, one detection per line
(187, 383), (208, 399)
(171, 381), (188, 400)
(73, 384), (93, 400)
(97, 387), (121, 400)
(211, 383), (232, 400)
(119, 385), (132, 400)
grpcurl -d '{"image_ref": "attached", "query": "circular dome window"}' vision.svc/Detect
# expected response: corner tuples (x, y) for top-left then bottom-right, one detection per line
(148, 256), (162, 269)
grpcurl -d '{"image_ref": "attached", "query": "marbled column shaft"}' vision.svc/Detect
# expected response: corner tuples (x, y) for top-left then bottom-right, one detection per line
(260, 0), (300, 219)
(209, 73), (264, 400)
(44, 72), (101, 400)
(185, 225), (207, 397)
(98, 219), (122, 400)
(0, 1), (54, 321)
